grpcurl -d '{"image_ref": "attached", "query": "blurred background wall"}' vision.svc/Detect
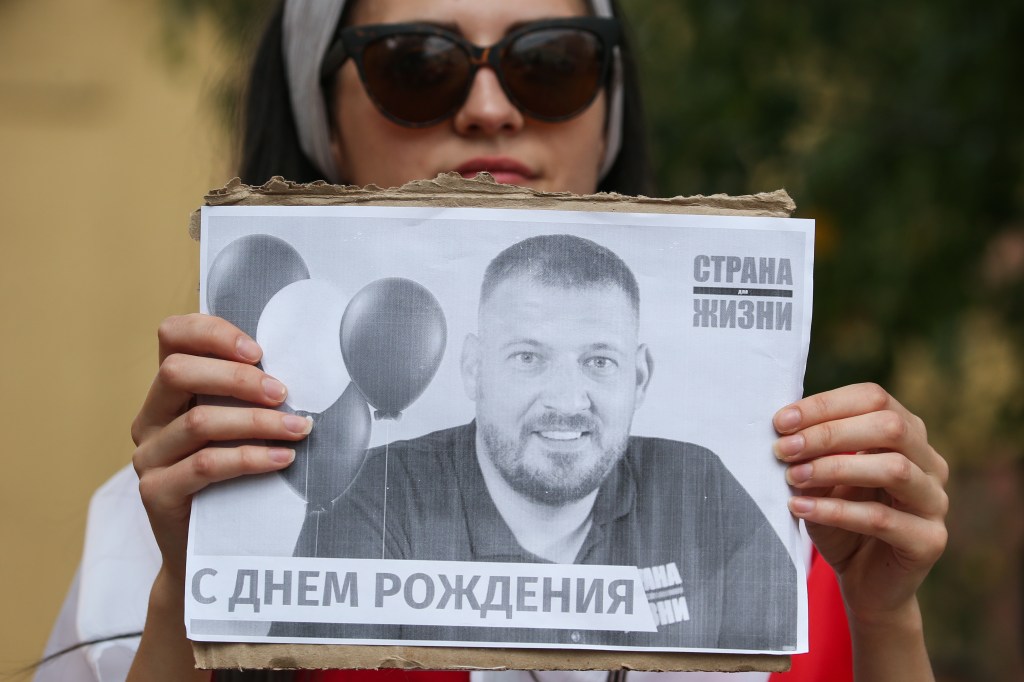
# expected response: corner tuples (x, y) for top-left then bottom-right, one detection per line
(1, 0), (1021, 680)
(0, 0), (228, 674)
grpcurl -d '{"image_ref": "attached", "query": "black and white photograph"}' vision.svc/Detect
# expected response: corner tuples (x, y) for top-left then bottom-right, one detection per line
(187, 205), (814, 655)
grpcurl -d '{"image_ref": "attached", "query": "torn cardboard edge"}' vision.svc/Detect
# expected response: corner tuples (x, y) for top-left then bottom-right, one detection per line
(188, 172), (795, 241)
(190, 173), (797, 673)
(193, 643), (790, 673)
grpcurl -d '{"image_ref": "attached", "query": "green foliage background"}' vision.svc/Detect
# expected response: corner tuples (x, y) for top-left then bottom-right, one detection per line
(160, 1), (1024, 679)
(629, 5), (1024, 677)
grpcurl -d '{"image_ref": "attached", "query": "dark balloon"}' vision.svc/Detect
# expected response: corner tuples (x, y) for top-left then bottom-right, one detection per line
(278, 381), (372, 512)
(206, 235), (310, 339)
(340, 278), (447, 420)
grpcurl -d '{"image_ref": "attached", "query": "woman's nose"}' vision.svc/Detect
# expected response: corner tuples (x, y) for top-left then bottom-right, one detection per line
(452, 68), (525, 136)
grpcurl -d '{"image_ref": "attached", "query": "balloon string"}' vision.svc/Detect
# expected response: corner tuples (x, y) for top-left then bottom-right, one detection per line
(380, 422), (390, 560)
(314, 509), (320, 557)
(305, 413), (315, 554)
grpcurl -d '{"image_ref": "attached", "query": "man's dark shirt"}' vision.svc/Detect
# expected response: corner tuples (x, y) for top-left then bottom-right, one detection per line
(277, 423), (797, 650)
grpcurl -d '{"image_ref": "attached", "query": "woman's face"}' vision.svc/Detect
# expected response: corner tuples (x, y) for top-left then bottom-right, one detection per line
(329, 0), (606, 194)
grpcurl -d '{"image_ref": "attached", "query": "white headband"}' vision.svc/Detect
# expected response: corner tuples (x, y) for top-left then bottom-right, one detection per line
(283, 0), (624, 185)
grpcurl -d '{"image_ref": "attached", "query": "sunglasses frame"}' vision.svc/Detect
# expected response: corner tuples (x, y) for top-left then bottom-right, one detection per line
(320, 17), (622, 128)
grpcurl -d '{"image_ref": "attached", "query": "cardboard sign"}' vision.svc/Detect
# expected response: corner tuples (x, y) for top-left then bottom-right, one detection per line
(188, 174), (812, 672)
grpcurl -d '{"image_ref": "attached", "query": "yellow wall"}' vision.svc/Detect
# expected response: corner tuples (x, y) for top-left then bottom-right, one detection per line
(0, 0), (227, 668)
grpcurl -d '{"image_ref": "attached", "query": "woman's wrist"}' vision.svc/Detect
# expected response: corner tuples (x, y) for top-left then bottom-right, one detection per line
(127, 566), (210, 682)
(847, 596), (924, 636)
(846, 598), (935, 682)
(148, 565), (185, 610)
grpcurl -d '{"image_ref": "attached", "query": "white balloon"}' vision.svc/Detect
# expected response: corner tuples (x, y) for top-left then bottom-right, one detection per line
(257, 279), (350, 414)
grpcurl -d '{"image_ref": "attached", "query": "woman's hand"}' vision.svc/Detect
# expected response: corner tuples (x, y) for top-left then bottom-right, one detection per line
(774, 382), (948, 680)
(130, 313), (312, 579)
(129, 313), (313, 681)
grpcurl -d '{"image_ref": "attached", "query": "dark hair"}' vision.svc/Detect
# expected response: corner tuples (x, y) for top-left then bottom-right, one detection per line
(238, 1), (655, 196)
(481, 234), (640, 314)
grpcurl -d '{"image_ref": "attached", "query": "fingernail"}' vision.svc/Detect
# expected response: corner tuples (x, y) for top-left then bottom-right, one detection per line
(236, 336), (262, 362)
(776, 408), (801, 432)
(262, 377), (287, 402)
(787, 462), (813, 484)
(774, 434), (805, 459)
(269, 448), (295, 464)
(283, 414), (313, 434)
(789, 497), (816, 515)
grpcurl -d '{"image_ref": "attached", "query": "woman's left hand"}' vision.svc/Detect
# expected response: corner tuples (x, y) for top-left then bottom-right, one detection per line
(773, 382), (949, 625)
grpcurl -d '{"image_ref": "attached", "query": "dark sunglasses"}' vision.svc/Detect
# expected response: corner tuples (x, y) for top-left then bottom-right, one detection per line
(320, 17), (621, 127)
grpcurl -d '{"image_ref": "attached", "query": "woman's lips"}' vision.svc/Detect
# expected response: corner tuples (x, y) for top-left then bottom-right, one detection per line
(454, 157), (537, 185)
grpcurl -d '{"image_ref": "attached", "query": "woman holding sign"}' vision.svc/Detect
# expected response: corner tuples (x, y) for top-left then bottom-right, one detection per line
(37, 1), (949, 681)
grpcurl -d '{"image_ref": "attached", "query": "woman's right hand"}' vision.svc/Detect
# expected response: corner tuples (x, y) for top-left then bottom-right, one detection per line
(130, 313), (312, 580)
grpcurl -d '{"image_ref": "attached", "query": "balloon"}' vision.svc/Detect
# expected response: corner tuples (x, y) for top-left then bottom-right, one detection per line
(339, 278), (447, 420)
(278, 382), (371, 511)
(206, 234), (310, 339)
(257, 279), (350, 414)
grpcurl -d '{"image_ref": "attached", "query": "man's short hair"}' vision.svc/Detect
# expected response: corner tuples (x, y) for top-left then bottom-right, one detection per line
(480, 234), (640, 313)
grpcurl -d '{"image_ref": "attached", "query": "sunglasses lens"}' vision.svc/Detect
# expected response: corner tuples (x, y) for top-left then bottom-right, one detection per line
(502, 28), (605, 120)
(361, 34), (470, 125)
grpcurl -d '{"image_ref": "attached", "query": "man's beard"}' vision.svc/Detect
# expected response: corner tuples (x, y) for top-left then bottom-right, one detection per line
(478, 413), (629, 507)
